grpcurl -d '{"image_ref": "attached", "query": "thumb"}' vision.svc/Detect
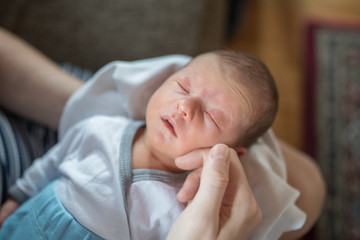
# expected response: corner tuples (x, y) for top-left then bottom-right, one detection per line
(192, 144), (230, 213)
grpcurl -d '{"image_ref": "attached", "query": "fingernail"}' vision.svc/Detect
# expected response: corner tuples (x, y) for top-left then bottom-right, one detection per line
(210, 144), (228, 159)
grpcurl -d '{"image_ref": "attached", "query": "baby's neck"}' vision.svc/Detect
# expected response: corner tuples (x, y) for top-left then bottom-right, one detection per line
(131, 128), (181, 172)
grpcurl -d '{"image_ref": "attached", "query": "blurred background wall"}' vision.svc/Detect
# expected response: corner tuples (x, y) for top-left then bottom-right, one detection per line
(228, 0), (360, 149)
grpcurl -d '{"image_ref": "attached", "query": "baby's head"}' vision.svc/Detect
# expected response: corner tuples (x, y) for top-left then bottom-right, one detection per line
(211, 50), (278, 147)
(145, 50), (278, 161)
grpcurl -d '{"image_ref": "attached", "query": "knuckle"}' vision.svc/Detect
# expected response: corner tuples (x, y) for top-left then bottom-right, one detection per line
(250, 205), (262, 224)
(208, 171), (229, 188)
(255, 208), (263, 224)
(247, 202), (262, 221)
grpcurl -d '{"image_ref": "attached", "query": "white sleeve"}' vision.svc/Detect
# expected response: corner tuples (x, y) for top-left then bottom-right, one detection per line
(9, 121), (86, 202)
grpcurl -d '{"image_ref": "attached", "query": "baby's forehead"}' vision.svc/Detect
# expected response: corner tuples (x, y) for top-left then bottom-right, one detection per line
(183, 56), (248, 94)
(195, 53), (248, 76)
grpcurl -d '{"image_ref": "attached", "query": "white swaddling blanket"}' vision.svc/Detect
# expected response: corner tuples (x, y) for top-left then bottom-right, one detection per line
(59, 55), (306, 240)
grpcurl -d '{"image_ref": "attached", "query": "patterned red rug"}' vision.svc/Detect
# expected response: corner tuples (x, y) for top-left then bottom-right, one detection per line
(304, 21), (360, 240)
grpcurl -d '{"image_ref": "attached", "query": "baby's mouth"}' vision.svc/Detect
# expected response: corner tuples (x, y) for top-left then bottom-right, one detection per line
(161, 117), (177, 137)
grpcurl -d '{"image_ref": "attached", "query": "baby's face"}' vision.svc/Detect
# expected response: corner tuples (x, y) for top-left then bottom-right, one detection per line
(145, 53), (253, 163)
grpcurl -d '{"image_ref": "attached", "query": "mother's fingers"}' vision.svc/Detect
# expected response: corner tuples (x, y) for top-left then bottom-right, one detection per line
(175, 148), (210, 170)
(193, 144), (230, 212)
(177, 168), (202, 203)
(177, 145), (230, 204)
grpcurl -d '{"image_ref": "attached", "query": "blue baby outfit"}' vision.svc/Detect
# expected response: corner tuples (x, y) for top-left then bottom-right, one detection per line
(0, 181), (103, 240)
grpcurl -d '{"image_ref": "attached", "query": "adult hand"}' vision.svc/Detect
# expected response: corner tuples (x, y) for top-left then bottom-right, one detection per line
(167, 144), (262, 240)
(0, 197), (20, 228)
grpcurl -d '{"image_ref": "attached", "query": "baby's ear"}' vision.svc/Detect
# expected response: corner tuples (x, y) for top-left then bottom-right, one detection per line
(235, 147), (247, 157)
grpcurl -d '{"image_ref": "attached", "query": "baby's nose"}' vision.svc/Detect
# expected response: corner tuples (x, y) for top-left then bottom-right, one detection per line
(175, 98), (201, 120)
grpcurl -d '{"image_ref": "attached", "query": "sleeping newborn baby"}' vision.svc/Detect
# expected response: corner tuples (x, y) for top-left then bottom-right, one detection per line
(0, 50), (305, 240)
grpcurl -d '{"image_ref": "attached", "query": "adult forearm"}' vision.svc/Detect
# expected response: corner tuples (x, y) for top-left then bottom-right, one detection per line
(0, 27), (83, 130)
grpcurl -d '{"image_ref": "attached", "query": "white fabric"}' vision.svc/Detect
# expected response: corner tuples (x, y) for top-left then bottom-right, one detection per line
(128, 180), (185, 240)
(243, 130), (306, 239)
(58, 55), (306, 239)
(16, 116), (132, 240)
